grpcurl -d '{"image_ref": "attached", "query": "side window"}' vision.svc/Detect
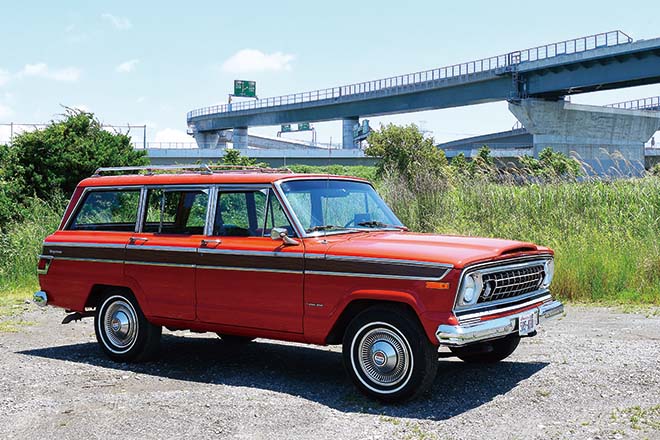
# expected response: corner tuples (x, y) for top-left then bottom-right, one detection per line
(264, 191), (296, 237)
(214, 190), (266, 237)
(69, 189), (140, 231)
(143, 188), (209, 234)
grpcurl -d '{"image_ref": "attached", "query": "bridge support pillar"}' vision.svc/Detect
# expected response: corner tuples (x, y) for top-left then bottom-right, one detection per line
(193, 130), (229, 149)
(509, 99), (660, 175)
(232, 127), (248, 149)
(342, 117), (359, 149)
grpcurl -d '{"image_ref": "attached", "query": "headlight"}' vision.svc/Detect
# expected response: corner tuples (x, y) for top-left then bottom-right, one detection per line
(542, 259), (555, 288)
(459, 272), (483, 306)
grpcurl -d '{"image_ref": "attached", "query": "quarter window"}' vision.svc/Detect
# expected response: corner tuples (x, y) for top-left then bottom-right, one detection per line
(69, 189), (141, 232)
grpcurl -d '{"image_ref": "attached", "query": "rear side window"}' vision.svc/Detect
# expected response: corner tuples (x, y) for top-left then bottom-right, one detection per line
(69, 190), (141, 232)
(143, 188), (209, 235)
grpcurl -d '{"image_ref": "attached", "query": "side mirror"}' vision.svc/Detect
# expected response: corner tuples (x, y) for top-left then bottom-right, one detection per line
(271, 227), (299, 246)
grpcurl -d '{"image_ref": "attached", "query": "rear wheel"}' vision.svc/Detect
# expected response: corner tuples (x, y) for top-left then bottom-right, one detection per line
(95, 290), (161, 362)
(342, 306), (438, 403)
(450, 334), (520, 363)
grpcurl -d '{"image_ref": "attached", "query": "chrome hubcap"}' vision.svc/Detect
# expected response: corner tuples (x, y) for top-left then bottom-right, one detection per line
(358, 327), (409, 386)
(103, 300), (138, 349)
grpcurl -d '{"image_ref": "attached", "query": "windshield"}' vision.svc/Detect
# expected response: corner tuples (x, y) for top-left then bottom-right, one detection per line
(279, 179), (404, 234)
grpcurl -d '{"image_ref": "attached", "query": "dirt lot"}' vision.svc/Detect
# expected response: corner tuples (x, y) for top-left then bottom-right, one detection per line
(0, 304), (659, 440)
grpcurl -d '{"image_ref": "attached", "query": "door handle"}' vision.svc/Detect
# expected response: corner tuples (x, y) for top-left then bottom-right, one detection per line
(201, 239), (221, 247)
(129, 237), (149, 244)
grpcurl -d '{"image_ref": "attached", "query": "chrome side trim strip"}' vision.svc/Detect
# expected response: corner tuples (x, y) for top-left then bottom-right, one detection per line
(126, 245), (198, 253)
(305, 270), (443, 282)
(43, 242), (126, 249)
(197, 265), (302, 275)
(127, 261), (196, 268)
(198, 248), (304, 258)
(324, 254), (453, 270)
(57, 257), (124, 264)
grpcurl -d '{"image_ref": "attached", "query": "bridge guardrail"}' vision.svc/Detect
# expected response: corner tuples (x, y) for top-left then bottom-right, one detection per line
(187, 30), (632, 120)
(607, 96), (660, 111)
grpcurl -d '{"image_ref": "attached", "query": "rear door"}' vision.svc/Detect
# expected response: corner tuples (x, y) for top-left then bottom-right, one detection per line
(124, 186), (211, 321)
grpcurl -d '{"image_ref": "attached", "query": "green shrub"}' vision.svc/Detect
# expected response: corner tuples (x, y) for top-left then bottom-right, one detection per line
(2, 109), (147, 204)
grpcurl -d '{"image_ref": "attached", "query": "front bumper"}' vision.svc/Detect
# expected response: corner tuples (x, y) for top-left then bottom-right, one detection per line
(436, 300), (564, 347)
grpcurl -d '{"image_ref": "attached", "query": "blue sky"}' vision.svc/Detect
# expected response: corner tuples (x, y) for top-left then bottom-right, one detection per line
(1, 0), (659, 146)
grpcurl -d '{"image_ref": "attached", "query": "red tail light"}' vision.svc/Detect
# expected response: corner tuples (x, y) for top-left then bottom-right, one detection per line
(37, 256), (53, 275)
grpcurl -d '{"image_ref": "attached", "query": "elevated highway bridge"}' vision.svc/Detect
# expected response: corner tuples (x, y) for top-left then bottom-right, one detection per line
(187, 30), (660, 158)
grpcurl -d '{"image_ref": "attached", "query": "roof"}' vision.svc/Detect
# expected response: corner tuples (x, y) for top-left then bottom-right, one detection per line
(78, 172), (368, 188)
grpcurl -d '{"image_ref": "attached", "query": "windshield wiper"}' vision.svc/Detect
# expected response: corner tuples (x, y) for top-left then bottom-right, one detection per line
(306, 224), (344, 233)
(357, 221), (408, 230)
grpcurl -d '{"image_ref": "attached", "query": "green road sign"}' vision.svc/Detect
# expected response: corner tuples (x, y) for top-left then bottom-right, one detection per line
(281, 124), (292, 132)
(297, 122), (311, 131)
(234, 80), (256, 98)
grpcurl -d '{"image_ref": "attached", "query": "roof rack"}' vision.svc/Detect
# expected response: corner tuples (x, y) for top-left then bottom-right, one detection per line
(92, 164), (294, 177)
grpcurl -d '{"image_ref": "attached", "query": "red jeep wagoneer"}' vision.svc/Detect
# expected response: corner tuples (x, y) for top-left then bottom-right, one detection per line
(35, 165), (563, 402)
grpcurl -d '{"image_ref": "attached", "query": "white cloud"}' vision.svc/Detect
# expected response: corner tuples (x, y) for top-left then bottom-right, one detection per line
(116, 59), (139, 73)
(154, 128), (193, 143)
(102, 13), (132, 30)
(136, 96), (146, 104)
(221, 49), (295, 73)
(0, 69), (10, 87)
(20, 63), (81, 82)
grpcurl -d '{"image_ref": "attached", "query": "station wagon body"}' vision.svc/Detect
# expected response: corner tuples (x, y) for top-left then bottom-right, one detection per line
(35, 166), (563, 401)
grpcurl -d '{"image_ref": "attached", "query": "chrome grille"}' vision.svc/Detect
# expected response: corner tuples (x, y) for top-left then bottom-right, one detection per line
(478, 264), (545, 303)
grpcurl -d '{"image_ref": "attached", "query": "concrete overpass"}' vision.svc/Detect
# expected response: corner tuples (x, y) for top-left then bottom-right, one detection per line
(438, 96), (660, 173)
(187, 30), (660, 157)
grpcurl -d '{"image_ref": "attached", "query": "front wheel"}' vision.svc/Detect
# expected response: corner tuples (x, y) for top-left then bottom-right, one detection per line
(95, 290), (162, 362)
(342, 306), (438, 403)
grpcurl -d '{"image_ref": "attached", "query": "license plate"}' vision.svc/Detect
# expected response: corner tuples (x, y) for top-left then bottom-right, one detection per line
(519, 311), (537, 335)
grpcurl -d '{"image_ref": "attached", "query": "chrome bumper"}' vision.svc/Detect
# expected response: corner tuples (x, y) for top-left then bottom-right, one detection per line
(436, 300), (564, 347)
(33, 290), (48, 307)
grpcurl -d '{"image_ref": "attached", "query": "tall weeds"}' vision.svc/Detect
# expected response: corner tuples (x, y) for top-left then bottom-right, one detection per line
(0, 198), (61, 292)
(379, 172), (660, 304)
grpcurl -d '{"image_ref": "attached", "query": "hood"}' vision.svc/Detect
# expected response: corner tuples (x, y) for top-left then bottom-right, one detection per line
(324, 231), (551, 268)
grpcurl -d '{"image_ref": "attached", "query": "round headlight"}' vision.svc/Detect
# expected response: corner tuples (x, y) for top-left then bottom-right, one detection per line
(542, 259), (555, 288)
(461, 273), (483, 306)
(463, 275), (476, 303)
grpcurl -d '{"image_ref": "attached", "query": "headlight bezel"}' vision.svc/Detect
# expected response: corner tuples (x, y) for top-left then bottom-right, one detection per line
(541, 258), (555, 288)
(457, 272), (483, 307)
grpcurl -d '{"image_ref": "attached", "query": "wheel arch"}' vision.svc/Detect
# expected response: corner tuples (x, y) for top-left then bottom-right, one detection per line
(324, 290), (427, 345)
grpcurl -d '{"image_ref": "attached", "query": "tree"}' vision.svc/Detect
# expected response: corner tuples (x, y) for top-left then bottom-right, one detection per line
(2, 109), (148, 202)
(365, 123), (448, 180)
(222, 148), (258, 166)
(518, 147), (581, 177)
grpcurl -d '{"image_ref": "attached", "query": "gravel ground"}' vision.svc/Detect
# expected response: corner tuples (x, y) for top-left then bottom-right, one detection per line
(0, 304), (659, 440)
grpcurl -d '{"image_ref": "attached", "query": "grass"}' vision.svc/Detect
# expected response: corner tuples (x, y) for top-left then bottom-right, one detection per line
(613, 405), (660, 432)
(0, 198), (61, 324)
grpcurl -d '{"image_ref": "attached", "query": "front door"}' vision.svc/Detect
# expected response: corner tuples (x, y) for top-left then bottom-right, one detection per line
(124, 186), (210, 321)
(196, 187), (304, 333)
